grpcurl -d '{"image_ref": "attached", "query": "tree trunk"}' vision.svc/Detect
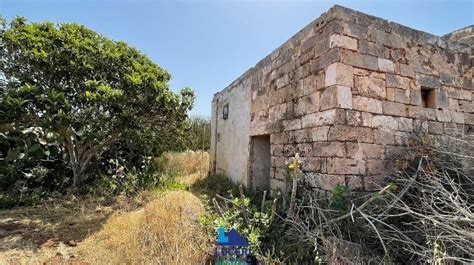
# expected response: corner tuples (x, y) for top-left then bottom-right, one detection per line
(72, 165), (81, 186)
(63, 131), (120, 187)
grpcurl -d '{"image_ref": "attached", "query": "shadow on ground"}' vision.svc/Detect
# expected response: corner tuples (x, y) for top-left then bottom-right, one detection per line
(0, 192), (153, 260)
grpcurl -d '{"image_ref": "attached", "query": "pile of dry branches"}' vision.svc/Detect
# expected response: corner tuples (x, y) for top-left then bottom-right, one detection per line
(286, 134), (473, 263)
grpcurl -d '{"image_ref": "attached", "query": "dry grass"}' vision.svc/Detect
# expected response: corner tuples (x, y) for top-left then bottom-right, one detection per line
(156, 150), (209, 180)
(0, 192), (155, 264)
(0, 151), (211, 264)
(79, 190), (210, 264)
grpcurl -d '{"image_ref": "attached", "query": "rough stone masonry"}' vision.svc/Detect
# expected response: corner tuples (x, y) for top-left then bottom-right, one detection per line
(210, 5), (473, 193)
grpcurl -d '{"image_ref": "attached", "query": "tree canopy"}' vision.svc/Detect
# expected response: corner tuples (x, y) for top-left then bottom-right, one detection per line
(0, 17), (195, 186)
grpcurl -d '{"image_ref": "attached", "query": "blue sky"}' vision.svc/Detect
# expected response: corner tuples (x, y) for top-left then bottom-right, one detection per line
(1, 0), (472, 117)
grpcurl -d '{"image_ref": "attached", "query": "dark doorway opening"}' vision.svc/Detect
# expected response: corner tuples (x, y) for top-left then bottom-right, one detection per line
(250, 135), (271, 191)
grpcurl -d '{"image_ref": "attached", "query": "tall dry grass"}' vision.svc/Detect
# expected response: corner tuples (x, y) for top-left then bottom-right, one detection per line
(156, 150), (210, 186)
(79, 190), (210, 264)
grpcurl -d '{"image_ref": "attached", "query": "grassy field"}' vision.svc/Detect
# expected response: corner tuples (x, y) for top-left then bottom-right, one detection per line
(0, 151), (212, 264)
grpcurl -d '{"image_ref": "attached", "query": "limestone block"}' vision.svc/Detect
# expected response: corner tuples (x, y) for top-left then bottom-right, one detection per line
(354, 76), (386, 99)
(420, 108), (437, 121)
(282, 119), (302, 131)
(361, 112), (374, 127)
(436, 110), (451, 123)
(436, 90), (449, 110)
(393, 88), (410, 104)
(304, 173), (345, 191)
(329, 34), (358, 50)
(328, 125), (374, 143)
(461, 89), (472, 100)
(418, 75), (441, 89)
(295, 143), (312, 157)
(407, 105), (421, 118)
(386, 87), (395, 101)
(409, 89), (421, 106)
(413, 120), (429, 133)
(359, 40), (388, 58)
(342, 51), (378, 71)
(294, 91), (320, 116)
(311, 126), (330, 141)
(270, 179), (286, 193)
(341, 21), (369, 39)
(272, 168), (286, 180)
(275, 74), (290, 90)
(459, 100), (473, 113)
(352, 96), (383, 114)
(292, 129), (312, 143)
(382, 101), (406, 116)
(386, 74), (411, 89)
(325, 63), (354, 87)
(270, 144), (284, 156)
(320, 85), (353, 110)
(448, 99), (460, 111)
(271, 156), (287, 168)
(270, 131), (290, 144)
(374, 128), (396, 145)
(440, 73), (455, 86)
(372, 115), (398, 130)
(301, 157), (326, 172)
(302, 109), (340, 128)
(370, 29), (402, 48)
(366, 160), (384, 175)
(444, 123), (464, 136)
(313, 48), (341, 73)
(299, 50), (314, 66)
(398, 117), (414, 132)
(312, 142), (345, 157)
(346, 142), (383, 159)
(346, 110), (362, 126)
(450, 111), (464, 124)
(465, 113), (474, 125)
(400, 64), (415, 78)
(327, 158), (365, 175)
(378, 58), (395, 73)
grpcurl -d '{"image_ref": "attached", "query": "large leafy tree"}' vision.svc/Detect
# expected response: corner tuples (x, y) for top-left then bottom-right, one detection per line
(0, 17), (195, 186)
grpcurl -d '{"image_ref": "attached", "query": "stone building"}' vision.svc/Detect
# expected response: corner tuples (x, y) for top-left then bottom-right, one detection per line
(209, 5), (473, 193)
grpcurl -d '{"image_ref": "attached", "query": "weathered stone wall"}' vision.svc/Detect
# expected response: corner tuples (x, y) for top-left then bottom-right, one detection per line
(311, 6), (473, 191)
(211, 5), (473, 193)
(443, 25), (474, 45)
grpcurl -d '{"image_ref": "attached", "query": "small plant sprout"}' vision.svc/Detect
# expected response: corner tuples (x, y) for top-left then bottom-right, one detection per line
(287, 153), (302, 217)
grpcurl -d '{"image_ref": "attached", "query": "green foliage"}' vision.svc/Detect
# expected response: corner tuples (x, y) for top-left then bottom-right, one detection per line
(0, 126), (69, 206)
(191, 173), (239, 198)
(329, 184), (352, 214)
(200, 193), (272, 251)
(0, 17), (195, 194)
(177, 116), (211, 151)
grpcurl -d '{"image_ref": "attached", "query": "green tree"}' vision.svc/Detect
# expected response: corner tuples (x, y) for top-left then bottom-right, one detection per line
(0, 17), (195, 186)
(181, 116), (211, 151)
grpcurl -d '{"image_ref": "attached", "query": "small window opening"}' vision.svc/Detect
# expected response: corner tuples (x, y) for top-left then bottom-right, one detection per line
(223, 104), (229, 120)
(421, 88), (436, 109)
